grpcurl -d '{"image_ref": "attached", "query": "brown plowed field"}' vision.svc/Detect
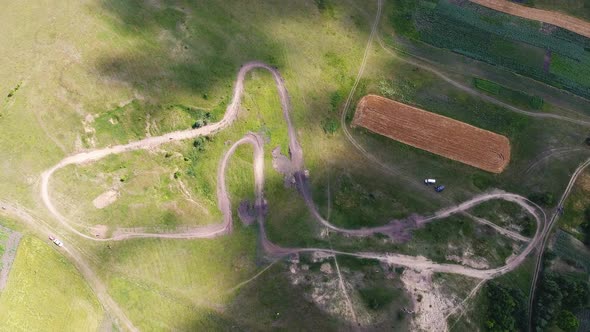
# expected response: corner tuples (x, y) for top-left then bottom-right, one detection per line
(353, 95), (511, 173)
(468, 0), (590, 39)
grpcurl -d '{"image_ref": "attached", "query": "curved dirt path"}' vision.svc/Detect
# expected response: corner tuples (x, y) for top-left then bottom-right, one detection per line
(523, 147), (589, 174)
(468, 0), (590, 39)
(40, 61), (292, 241)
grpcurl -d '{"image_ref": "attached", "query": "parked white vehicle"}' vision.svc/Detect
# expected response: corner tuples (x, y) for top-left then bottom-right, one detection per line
(48, 235), (64, 247)
(424, 178), (436, 184)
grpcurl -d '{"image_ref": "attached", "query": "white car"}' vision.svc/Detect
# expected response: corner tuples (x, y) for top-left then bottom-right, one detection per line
(49, 236), (64, 247)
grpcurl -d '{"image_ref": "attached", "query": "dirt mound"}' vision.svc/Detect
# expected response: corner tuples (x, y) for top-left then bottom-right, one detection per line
(353, 95), (511, 173)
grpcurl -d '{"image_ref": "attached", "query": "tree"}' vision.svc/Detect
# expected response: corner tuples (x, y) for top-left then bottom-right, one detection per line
(556, 310), (579, 332)
(486, 283), (526, 332)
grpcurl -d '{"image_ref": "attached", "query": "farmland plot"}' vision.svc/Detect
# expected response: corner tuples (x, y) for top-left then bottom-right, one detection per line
(353, 95), (511, 173)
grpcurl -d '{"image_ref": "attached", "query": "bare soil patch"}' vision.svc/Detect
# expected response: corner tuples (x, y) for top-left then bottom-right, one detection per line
(353, 95), (511, 173)
(92, 189), (119, 209)
(89, 224), (109, 238)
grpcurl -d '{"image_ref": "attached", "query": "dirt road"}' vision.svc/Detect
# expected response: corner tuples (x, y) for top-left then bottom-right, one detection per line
(468, 0), (590, 39)
(527, 157), (590, 326)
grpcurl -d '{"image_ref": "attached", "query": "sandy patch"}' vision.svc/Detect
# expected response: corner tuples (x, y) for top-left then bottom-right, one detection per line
(92, 189), (119, 209)
(401, 269), (456, 332)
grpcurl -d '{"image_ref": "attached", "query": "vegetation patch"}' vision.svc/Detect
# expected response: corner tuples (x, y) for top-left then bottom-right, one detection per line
(473, 78), (544, 110)
(359, 286), (395, 310)
(390, 0), (590, 99)
(484, 282), (527, 332)
(470, 199), (537, 237)
(533, 272), (589, 331)
(94, 100), (216, 146)
(552, 230), (590, 272)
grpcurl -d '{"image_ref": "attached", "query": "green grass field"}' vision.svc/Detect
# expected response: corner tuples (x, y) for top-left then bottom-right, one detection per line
(0, 236), (103, 331)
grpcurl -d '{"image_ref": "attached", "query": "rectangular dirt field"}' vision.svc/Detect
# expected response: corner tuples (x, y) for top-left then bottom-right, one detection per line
(353, 95), (511, 173)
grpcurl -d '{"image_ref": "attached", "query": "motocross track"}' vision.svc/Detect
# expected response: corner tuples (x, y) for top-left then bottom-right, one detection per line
(468, 0), (590, 39)
(40, 59), (546, 281)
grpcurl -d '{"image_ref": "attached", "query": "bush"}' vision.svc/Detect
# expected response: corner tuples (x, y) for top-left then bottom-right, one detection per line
(528, 191), (555, 207)
(359, 286), (394, 310)
(192, 119), (204, 129)
(582, 207), (590, 246)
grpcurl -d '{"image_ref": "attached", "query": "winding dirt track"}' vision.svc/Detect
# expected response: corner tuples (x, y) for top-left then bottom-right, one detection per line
(40, 62), (289, 241)
(468, 0), (590, 39)
(40, 59), (547, 282)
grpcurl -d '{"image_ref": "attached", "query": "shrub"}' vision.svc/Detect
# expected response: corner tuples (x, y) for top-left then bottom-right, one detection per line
(321, 118), (339, 135)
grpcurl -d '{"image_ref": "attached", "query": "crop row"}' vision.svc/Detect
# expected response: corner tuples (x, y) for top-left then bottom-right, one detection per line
(405, 0), (590, 99)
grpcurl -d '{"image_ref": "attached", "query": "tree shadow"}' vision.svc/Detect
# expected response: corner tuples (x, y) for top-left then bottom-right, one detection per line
(94, 0), (297, 100)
